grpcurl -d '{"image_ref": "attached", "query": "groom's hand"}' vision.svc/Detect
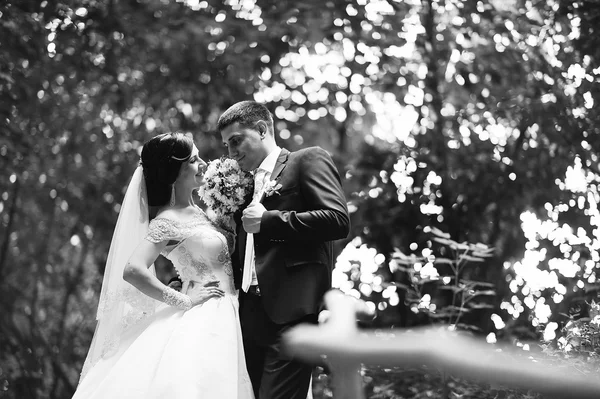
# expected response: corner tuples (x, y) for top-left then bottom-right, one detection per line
(242, 202), (266, 234)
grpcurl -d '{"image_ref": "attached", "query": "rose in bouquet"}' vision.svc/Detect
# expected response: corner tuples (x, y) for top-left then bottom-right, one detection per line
(197, 157), (253, 231)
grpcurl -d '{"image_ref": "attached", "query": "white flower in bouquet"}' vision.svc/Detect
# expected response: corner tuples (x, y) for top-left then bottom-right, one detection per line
(198, 157), (254, 224)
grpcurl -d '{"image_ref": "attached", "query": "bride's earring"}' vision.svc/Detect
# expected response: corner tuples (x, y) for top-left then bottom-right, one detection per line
(169, 185), (176, 207)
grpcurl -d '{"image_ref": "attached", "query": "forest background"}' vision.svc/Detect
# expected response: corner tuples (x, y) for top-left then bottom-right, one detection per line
(1, 0), (600, 398)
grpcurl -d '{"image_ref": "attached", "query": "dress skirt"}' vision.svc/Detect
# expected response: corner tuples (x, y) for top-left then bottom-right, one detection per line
(73, 294), (254, 399)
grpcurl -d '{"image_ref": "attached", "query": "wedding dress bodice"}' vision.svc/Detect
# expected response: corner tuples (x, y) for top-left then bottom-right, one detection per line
(145, 211), (236, 295)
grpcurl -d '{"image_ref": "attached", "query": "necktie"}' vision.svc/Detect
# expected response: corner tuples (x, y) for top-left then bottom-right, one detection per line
(242, 168), (268, 292)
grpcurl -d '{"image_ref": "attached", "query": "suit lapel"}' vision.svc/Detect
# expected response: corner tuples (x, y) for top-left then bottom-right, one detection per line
(270, 148), (289, 182)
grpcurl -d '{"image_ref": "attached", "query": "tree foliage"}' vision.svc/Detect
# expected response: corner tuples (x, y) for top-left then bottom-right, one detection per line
(1, 0), (599, 398)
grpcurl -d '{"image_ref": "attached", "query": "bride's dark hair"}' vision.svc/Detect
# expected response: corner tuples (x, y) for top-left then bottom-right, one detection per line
(141, 132), (194, 207)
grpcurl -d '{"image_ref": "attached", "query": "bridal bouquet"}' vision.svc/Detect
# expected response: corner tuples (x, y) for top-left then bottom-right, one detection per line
(198, 157), (253, 221)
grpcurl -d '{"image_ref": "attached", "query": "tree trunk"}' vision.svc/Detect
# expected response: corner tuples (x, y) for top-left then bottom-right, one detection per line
(0, 176), (20, 278)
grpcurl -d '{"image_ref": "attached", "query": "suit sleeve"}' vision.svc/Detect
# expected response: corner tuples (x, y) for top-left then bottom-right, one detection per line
(260, 147), (350, 241)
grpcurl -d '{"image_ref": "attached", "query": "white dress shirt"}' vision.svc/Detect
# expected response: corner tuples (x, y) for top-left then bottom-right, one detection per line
(242, 146), (282, 291)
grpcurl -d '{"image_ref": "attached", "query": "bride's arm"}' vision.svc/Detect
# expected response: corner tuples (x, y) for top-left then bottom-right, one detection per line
(123, 239), (175, 303)
(123, 239), (224, 309)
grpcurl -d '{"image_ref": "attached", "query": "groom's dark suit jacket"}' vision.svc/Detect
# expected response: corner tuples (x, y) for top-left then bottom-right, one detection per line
(233, 147), (350, 325)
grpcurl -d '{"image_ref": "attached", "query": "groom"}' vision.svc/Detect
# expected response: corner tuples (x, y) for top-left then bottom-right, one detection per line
(218, 101), (350, 399)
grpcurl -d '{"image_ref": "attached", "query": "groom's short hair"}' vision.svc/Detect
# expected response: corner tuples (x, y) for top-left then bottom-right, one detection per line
(217, 101), (274, 132)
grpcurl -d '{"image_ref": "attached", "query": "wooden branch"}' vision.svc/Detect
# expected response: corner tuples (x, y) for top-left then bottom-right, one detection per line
(283, 290), (600, 399)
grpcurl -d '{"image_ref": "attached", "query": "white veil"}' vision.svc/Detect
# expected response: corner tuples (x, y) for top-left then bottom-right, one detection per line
(80, 165), (159, 382)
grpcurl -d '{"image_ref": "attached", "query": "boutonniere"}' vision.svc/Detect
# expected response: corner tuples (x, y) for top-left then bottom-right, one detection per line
(264, 180), (283, 197)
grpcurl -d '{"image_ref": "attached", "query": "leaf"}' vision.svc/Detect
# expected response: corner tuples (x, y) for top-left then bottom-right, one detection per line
(0, 72), (15, 83)
(412, 277), (440, 285)
(392, 251), (422, 262)
(446, 305), (472, 313)
(457, 254), (487, 263)
(433, 258), (456, 265)
(450, 242), (472, 251)
(390, 264), (415, 272)
(391, 259), (419, 267)
(466, 290), (497, 298)
(429, 226), (451, 239)
(466, 302), (495, 309)
(432, 237), (454, 246)
(470, 249), (495, 258)
(461, 280), (496, 288)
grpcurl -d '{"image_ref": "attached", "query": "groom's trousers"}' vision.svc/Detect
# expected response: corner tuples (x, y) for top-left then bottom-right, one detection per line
(239, 290), (317, 399)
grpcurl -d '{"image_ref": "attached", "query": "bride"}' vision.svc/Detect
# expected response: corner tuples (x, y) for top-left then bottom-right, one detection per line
(73, 133), (254, 398)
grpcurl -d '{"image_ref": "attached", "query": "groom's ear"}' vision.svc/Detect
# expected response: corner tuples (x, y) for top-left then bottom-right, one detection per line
(255, 120), (268, 136)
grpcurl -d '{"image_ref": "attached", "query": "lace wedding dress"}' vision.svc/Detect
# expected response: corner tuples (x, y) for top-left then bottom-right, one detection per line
(73, 210), (254, 399)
